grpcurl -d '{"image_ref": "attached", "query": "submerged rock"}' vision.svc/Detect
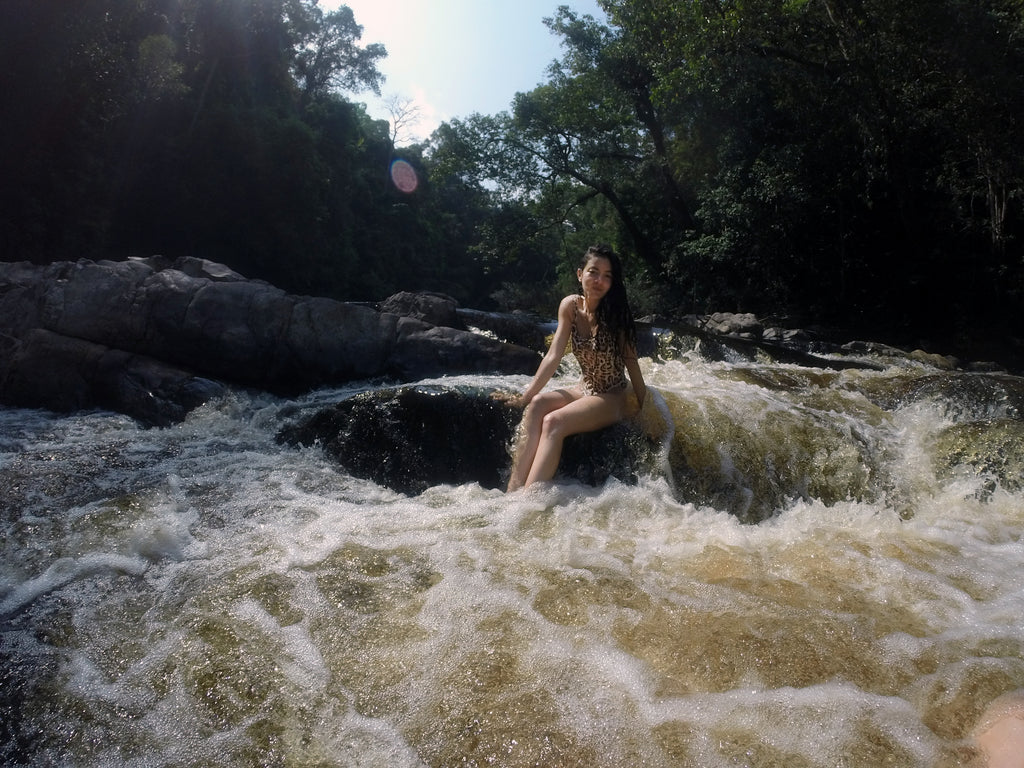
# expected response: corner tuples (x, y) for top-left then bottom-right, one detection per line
(932, 419), (1024, 494)
(277, 385), (661, 494)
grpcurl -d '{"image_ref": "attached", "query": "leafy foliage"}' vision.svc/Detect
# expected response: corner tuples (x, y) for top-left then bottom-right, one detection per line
(0, 0), (470, 302)
(451, 0), (1024, 336)
(2, 0), (1022, 341)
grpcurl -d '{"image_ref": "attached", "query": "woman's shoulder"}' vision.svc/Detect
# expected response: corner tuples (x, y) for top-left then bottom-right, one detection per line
(557, 294), (580, 314)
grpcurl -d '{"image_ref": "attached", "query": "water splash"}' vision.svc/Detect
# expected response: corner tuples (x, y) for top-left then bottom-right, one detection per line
(2, 355), (1023, 766)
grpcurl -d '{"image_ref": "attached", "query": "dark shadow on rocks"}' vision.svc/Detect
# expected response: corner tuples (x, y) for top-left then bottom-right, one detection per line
(0, 259), (541, 424)
(279, 386), (521, 494)
(1, 328), (225, 427)
(277, 386), (663, 495)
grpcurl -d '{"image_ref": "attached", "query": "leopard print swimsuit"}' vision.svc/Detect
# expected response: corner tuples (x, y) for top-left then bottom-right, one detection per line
(570, 296), (628, 395)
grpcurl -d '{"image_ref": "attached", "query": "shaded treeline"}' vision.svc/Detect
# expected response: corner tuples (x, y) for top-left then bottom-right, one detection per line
(0, 0), (489, 303)
(434, 0), (1024, 341)
(2, 0), (1023, 343)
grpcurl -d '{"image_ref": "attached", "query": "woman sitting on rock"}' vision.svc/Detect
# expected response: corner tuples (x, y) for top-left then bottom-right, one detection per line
(501, 244), (647, 491)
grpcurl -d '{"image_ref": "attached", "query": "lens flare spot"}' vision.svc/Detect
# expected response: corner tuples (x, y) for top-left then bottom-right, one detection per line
(390, 159), (418, 193)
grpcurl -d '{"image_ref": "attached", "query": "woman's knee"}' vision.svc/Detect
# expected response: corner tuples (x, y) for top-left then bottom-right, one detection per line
(527, 392), (571, 422)
(540, 409), (569, 439)
(522, 400), (548, 431)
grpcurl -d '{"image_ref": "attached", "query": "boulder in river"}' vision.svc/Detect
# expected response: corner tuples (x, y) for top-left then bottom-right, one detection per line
(0, 257), (541, 425)
(277, 385), (662, 494)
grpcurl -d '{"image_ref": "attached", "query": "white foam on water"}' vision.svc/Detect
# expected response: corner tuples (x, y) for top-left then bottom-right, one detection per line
(3, 360), (1024, 766)
(230, 599), (330, 692)
(645, 682), (942, 767)
(0, 553), (150, 616)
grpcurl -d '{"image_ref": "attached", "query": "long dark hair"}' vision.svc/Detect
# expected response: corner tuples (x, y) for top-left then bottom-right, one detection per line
(579, 244), (637, 356)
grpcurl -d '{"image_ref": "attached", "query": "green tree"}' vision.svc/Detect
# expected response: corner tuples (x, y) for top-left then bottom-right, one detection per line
(0, 0), (144, 257)
(290, 1), (386, 101)
(592, 0), (1024, 329)
(0, 0), (417, 301)
(425, 113), (610, 312)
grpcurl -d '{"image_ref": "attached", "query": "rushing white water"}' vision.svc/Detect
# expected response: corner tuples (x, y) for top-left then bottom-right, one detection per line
(2, 355), (1023, 767)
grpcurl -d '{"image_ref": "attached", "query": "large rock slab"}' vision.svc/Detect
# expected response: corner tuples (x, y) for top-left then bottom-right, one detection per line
(1, 328), (224, 427)
(0, 257), (541, 423)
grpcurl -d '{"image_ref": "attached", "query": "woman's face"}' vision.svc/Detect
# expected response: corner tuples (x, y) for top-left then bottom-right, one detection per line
(578, 256), (614, 300)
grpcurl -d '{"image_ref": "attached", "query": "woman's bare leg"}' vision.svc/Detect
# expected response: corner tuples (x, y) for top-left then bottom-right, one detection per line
(524, 392), (625, 487)
(507, 389), (578, 491)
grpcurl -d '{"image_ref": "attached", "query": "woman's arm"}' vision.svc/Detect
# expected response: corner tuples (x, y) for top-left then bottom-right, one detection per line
(518, 295), (576, 405)
(623, 342), (647, 410)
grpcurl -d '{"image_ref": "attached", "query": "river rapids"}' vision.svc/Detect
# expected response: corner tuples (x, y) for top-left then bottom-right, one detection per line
(2, 350), (1023, 767)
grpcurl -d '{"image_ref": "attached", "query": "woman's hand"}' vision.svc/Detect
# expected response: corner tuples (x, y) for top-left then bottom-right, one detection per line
(491, 390), (526, 408)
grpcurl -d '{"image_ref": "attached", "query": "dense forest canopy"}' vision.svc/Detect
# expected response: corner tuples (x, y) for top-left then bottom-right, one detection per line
(2, 0), (1022, 345)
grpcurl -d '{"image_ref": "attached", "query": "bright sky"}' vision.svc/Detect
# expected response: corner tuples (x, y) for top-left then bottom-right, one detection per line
(321, 0), (606, 144)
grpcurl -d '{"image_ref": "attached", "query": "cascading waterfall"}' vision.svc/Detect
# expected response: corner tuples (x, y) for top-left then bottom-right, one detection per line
(2, 350), (1023, 767)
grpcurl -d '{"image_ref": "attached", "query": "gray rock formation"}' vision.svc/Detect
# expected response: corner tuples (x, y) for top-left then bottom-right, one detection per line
(0, 257), (540, 425)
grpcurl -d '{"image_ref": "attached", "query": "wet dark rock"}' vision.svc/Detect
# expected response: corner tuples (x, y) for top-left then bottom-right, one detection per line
(277, 385), (660, 494)
(0, 258), (540, 424)
(379, 291), (461, 329)
(1, 328), (224, 427)
(279, 386), (519, 493)
(386, 318), (540, 382)
(558, 419), (661, 488)
(672, 313), (1024, 375)
(660, 320), (885, 371)
(456, 308), (549, 352)
(762, 327), (812, 344)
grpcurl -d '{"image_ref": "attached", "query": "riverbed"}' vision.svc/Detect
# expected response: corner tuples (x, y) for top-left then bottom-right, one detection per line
(2, 353), (1022, 766)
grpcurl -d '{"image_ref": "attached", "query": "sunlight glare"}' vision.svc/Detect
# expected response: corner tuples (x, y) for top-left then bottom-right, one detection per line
(390, 158), (419, 193)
